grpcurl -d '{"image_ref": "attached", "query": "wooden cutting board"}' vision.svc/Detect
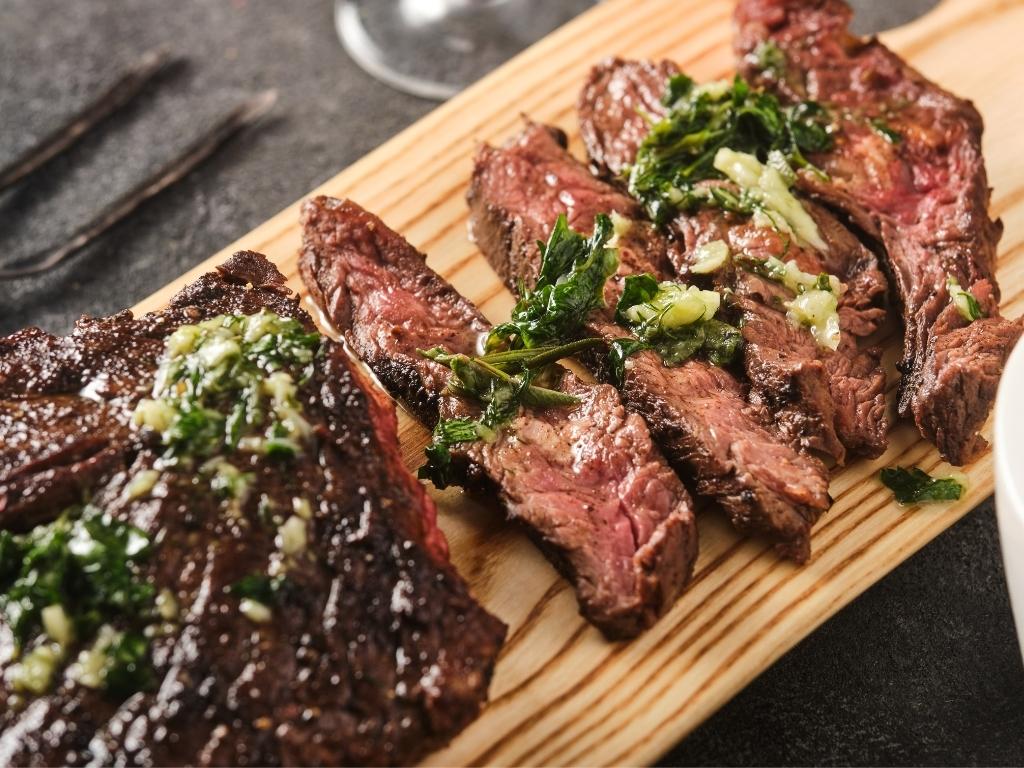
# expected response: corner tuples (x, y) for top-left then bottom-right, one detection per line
(133, 0), (1024, 764)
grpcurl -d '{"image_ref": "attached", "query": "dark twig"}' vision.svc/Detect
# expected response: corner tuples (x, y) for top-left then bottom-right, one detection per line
(0, 90), (278, 280)
(0, 48), (174, 192)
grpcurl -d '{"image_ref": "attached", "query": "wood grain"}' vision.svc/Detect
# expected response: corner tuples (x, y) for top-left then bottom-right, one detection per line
(132, 1), (1024, 764)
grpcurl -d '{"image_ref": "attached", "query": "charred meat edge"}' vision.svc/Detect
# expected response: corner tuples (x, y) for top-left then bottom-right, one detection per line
(0, 251), (505, 767)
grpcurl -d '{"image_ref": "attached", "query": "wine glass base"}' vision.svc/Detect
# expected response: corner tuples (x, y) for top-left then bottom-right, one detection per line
(335, 0), (595, 101)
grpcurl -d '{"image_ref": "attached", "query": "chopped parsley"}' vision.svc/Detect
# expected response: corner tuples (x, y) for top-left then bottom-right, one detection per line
(880, 467), (966, 505)
(133, 311), (320, 463)
(0, 505), (160, 698)
(628, 73), (833, 225)
(228, 573), (287, 603)
(611, 274), (742, 379)
(751, 40), (786, 75)
(97, 630), (155, 698)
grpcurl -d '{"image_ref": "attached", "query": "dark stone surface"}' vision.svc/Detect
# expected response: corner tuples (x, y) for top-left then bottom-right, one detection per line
(2, 1), (1022, 765)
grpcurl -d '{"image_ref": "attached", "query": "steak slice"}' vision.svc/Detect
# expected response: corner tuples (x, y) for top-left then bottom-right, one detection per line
(299, 196), (698, 639)
(670, 201), (890, 462)
(734, 0), (1023, 464)
(577, 57), (889, 462)
(0, 252), (505, 767)
(469, 121), (830, 562)
(578, 57), (888, 337)
(578, 57), (682, 179)
(469, 122), (681, 286)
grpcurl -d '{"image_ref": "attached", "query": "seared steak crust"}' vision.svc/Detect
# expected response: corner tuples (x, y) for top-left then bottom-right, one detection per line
(0, 252), (505, 767)
(469, 122), (680, 283)
(734, 0), (1022, 464)
(469, 122), (830, 562)
(576, 57), (889, 463)
(300, 196), (697, 639)
(578, 57), (682, 179)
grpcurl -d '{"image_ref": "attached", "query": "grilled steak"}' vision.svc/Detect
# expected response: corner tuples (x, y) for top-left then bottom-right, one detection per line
(0, 252), (505, 766)
(671, 200), (889, 462)
(469, 121), (830, 562)
(579, 57), (682, 179)
(299, 196), (698, 638)
(734, 0), (1022, 464)
(469, 122), (681, 286)
(579, 58), (889, 337)
(577, 57), (889, 463)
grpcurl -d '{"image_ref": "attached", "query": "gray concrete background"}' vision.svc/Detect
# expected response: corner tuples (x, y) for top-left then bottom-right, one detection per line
(2, 1), (1022, 764)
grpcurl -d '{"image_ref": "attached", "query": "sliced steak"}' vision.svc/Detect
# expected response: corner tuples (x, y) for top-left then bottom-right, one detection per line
(670, 200), (889, 461)
(470, 121), (680, 285)
(578, 57), (889, 337)
(734, 0), (1022, 464)
(299, 195), (697, 639)
(0, 252), (505, 766)
(577, 57), (889, 462)
(578, 57), (681, 178)
(469, 121), (830, 562)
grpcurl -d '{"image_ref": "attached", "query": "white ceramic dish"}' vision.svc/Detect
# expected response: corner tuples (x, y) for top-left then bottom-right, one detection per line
(995, 340), (1024, 659)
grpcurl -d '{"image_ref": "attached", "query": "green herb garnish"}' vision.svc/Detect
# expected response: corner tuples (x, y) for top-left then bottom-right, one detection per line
(0, 504), (159, 698)
(880, 467), (966, 505)
(0, 505), (154, 648)
(751, 40), (786, 75)
(134, 311), (320, 462)
(628, 73), (833, 224)
(487, 214), (619, 351)
(101, 630), (156, 698)
(417, 339), (601, 488)
(229, 573), (288, 604)
(607, 338), (651, 386)
(612, 274), (742, 375)
(420, 419), (493, 490)
(420, 215), (617, 487)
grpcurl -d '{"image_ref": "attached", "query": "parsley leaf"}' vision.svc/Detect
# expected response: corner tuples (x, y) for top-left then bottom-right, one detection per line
(608, 338), (651, 386)
(103, 630), (156, 699)
(880, 467), (965, 505)
(0, 505), (155, 649)
(0, 504), (160, 699)
(751, 40), (786, 75)
(419, 419), (490, 489)
(229, 573), (288, 605)
(487, 214), (618, 351)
